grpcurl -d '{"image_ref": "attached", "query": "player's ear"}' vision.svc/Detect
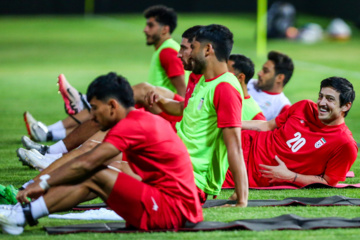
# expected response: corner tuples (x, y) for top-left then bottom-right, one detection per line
(205, 43), (213, 57)
(161, 25), (170, 35)
(108, 99), (118, 113)
(236, 73), (246, 83)
(340, 102), (352, 114)
(275, 73), (285, 84)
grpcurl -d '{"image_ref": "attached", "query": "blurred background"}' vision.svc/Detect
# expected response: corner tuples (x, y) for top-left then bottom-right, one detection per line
(1, 0), (359, 140)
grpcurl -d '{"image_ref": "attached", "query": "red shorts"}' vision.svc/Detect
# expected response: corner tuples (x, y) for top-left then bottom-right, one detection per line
(106, 173), (185, 230)
(196, 186), (208, 205)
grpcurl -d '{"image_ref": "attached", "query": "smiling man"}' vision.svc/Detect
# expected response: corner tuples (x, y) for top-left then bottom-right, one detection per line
(247, 51), (294, 120)
(0, 73), (203, 235)
(228, 76), (357, 195)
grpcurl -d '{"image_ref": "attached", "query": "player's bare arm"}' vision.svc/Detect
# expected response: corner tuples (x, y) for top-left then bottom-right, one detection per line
(259, 155), (338, 186)
(223, 127), (248, 207)
(17, 142), (120, 202)
(169, 75), (186, 97)
(242, 118), (277, 131)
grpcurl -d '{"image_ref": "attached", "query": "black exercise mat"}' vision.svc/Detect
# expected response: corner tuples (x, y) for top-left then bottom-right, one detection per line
(44, 214), (360, 234)
(203, 195), (360, 208)
(73, 196), (360, 211)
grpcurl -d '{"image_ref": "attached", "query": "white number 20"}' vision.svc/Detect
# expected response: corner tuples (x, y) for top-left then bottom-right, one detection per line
(286, 132), (306, 152)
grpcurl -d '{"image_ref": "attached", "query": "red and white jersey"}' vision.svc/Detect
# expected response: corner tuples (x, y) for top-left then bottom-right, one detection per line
(247, 79), (291, 120)
(244, 100), (358, 187)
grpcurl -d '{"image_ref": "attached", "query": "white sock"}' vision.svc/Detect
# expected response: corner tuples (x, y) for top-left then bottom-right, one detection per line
(44, 153), (63, 160)
(47, 121), (65, 132)
(13, 203), (26, 226)
(22, 179), (34, 189)
(50, 129), (66, 141)
(30, 196), (49, 220)
(48, 140), (68, 154)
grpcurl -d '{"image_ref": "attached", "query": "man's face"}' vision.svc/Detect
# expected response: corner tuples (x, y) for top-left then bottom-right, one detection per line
(89, 97), (115, 131)
(178, 38), (193, 71)
(317, 87), (344, 125)
(144, 17), (162, 46)
(257, 60), (277, 91)
(190, 40), (206, 74)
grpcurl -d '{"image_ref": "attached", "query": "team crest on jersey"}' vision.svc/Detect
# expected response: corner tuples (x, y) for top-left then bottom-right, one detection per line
(197, 98), (204, 110)
(315, 137), (326, 148)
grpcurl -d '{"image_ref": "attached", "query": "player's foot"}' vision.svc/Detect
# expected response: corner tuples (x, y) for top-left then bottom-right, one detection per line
(3, 186), (18, 205)
(0, 205), (25, 235)
(23, 112), (49, 142)
(16, 148), (51, 170)
(58, 74), (85, 115)
(0, 185), (18, 205)
(23, 111), (36, 139)
(21, 136), (49, 155)
(16, 148), (52, 170)
(0, 185), (11, 205)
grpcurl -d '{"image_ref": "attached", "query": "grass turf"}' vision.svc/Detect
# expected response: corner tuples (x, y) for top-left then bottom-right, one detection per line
(0, 13), (359, 239)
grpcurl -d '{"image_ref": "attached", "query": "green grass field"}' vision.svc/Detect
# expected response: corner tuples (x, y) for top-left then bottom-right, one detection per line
(0, 13), (360, 239)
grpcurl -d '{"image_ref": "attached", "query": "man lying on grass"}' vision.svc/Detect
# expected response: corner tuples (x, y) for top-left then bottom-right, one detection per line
(0, 72), (203, 235)
(226, 76), (357, 197)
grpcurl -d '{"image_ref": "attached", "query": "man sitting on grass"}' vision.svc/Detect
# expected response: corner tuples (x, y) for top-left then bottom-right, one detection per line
(0, 72), (203, 235)
(227, 76), (357, 194)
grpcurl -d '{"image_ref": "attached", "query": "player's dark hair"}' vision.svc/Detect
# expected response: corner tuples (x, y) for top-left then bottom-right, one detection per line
(229, 54), (255, 84)
(320, 76), (355, 117)
(87, 72), (134, 108)
(268, 51), (294, 86)
(194, 24), (233, 62)
(182, 25), (204, 42)
(144, 5), (177, 34)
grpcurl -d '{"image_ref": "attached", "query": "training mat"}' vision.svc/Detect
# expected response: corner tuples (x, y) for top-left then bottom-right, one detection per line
(222, 182), (360, 190)
(203, 195), (360, 208)
(44, 214), (360, 234)
(73, 195), (360, 211)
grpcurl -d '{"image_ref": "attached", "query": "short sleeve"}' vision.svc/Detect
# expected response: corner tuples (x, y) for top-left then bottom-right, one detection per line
(324, 141), (358, 182)
(252, 112), (266, 120)
(213, 82), (242, 128)
(159, 48), (184, 78)
(275, 102), (296, 127)
(103, 119), (145, 152)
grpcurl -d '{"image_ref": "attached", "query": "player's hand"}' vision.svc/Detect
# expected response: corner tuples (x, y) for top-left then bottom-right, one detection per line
(16, 181), (46, 203)
(259, 155), (295, 183)
(144, 90), (159, 107)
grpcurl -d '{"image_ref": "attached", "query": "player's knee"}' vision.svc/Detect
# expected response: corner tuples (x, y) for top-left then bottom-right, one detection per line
(133, 82), (155, 103)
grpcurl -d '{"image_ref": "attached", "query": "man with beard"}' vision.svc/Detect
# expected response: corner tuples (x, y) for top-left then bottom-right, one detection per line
(247, 51), (293, 120)
(143, 5), (186, 97)
(176, 24), (249, 207)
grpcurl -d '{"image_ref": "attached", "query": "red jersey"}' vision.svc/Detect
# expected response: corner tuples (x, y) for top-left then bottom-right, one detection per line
(245, 100), (358, 187)
(104, 110), (203, 223)
(184, 73), (202, 107)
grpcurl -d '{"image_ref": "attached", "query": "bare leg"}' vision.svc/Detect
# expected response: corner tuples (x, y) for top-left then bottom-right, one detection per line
(34, 131), (108, 181)
(44, 168), (118, 213)
(61, 110), (91, 129)
(132, 82), (175, 114)
(44, 161), (140, 213)
(62, 119), (101, 151)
